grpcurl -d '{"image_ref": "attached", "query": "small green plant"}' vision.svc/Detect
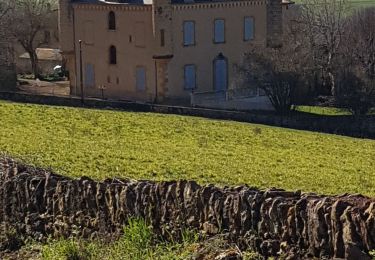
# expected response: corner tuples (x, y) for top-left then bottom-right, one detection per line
(253, 127), (262, 135)
(0, 225), (23, 251)
(41, 238), (96, 260)
(40, 218), (200, 260)
(369, 249), (375, 260)
(110, 218), (154, 259)
(243, 251), (263, 260)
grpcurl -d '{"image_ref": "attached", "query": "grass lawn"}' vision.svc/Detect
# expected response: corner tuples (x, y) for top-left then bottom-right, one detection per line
(295, 106), (375, 116)
(0, 100), (374, 196)
(294, 0), (375, 7)
(295, 106), (351, 116)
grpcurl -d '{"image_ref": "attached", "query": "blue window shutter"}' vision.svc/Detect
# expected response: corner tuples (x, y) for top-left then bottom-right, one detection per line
(214, 19), (225, 43)
(244, 17), (254, 41)
(183, 21), (195, 46)
(184, 65), (196, 90)
(136, 67), (146, 91)
(84, 64), (95, 88)
(214, 58), (227, 91)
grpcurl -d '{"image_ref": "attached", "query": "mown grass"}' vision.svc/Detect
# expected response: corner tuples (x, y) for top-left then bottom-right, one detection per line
(295, 106), (375, 116)
(0, 100), (374, 196)
(294, 0), (375, 8)
(295, 106), (351, 116)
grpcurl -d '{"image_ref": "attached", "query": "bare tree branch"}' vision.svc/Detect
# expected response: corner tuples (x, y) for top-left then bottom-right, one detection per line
(4, 0), (57, 79)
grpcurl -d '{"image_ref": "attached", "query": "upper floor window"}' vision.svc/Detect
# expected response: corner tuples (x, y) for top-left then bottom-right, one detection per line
(244, 17), (254, 41)
(183, 21), (195, 46)
(109, 45), (117, 65)
(184, 64), (196, 90)
(160, 29), (165, 47)
(214, 19), (225, 43)
(108, 11), (116, 30)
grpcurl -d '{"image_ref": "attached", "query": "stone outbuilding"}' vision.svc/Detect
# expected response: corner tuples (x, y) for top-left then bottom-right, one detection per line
(17, 48), (63, 75)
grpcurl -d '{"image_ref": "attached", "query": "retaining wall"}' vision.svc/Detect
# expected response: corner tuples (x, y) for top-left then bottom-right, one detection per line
(1, 158), (374, 259)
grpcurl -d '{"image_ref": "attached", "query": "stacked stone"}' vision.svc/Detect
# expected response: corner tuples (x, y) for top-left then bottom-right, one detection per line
(0, 158), (374, 259)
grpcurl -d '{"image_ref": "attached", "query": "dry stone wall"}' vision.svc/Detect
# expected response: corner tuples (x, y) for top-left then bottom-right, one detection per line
(1, 158), (374, 259)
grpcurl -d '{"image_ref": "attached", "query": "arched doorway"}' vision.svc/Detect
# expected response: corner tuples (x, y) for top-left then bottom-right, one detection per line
(213, 53), (228, 92)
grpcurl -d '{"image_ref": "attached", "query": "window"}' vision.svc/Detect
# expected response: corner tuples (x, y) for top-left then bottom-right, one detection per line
(244, 17), (254, 41)
(108, 11), (116, 30)
(214, 19), (225, 43)
(183, 21), (195, 46)
(160, 29), (165, 47)
(109, 45), (117, 65)
(84, 64), (95, 88)
(184, 65), (196, 90)
(136, 67), (146, 91)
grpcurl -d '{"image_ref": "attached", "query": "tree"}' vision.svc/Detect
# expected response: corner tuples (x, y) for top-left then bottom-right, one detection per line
(335, 69), (375, 116)
(236, 45), (307, 114)
(343, 7), (375, 80)
(5, 0), (57, 79)
(0, 1), (12, 21)
(235, 12), (313, 114)
(299, 0), (348, 95)
(335, 7), (375, 116)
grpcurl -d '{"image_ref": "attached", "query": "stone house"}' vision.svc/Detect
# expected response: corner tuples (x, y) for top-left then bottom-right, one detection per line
(17, 48), (63, 75)
(59, 0), (291, 107)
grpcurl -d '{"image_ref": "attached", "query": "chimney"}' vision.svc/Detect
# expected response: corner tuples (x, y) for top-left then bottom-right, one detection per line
(266, 0), (283, 48)
(58, 0), (75, 54)
(152, 0), (173, 57)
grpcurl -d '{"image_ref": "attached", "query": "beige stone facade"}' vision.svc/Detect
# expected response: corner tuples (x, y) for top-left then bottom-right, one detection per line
(59, 0), (288, 104)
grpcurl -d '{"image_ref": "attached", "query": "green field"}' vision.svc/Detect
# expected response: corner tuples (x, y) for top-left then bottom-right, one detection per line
(0, 100), (374, 196)
(294, 0), (375, 7)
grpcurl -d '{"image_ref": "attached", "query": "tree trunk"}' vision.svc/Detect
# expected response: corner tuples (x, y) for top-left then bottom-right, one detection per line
(328, 71), (335, 96)
(28, 50), (39, 79)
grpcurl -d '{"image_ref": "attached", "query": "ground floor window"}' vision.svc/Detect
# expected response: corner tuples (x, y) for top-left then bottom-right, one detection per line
(184, 64), (196, 90)
(136, 67), (146, 91)
(84, 63), (95, 88)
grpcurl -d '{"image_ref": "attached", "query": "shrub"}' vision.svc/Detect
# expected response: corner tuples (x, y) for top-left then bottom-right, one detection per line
(335, 70), (375, 116)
